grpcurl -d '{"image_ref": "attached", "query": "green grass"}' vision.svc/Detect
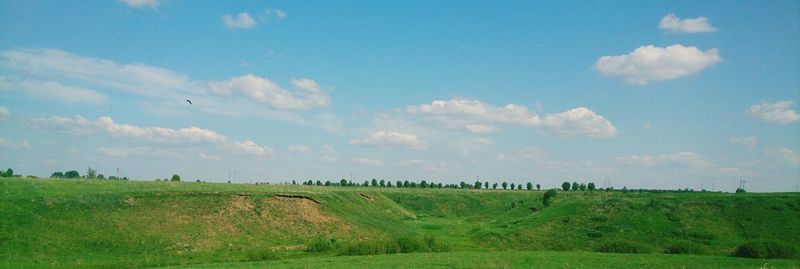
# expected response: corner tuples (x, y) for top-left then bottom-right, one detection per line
(156, 251), (800, 269)
(1, 178), (799, 268)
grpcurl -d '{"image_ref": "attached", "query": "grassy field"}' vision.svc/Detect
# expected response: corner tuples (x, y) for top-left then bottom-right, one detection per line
(1, 178), (799, 268)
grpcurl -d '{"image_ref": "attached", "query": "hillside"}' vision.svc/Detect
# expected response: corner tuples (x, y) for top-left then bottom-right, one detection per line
(1, 178), (798, 268)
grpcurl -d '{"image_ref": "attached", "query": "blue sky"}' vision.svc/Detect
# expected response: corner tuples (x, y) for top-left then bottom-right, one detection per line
(1, 0), (798, 192)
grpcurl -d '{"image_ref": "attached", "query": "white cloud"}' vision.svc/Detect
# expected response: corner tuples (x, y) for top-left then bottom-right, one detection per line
(541, 107), (617, 138)
(617, 152), (711, 168)
(222, 13), (256, 29)
(120, 0), (159, 9)
(728, 136), (758, 149)
(0, 106), (9, 118)
(96, 147), (182, 159)
(208, 74), (330, 110)
(350, 131), (426, 150)
(472, 138), (495, 145)
(5, 79), (106, 105)
(352, 158), (385, 166)
(747, 100), (800, 124)
(273, 9), (287, 19)
(1, 48), (198, 100)
(465, 124), (498, 133)
(407, 98), (616, 138)
(769, 148), (800, 165)
(198, 153), (222, 161)
(96, 147), (129, 157)
(594, 44), (721, 85)
(0, 138), (29, 149)
(288, 144), (309, 153)
(320, 145), (336, 162)
(659, 13), (717, 33)
(32, 115), (271, 155)
(231, 140), (273, 155)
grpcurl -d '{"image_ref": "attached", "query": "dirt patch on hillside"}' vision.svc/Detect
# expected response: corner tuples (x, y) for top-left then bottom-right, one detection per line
(264, 196), (333, 224)
(221, 195), (255, 214)
(359, 193), (374, 201)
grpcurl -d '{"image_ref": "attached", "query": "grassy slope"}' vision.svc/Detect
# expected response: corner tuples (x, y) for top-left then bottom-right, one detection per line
(159, 251), (800, 269)
(1, 178), (799, 268)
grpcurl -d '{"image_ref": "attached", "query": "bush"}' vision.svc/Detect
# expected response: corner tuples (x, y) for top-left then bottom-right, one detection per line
(245, 248), (278, 261)
(734, 240), (798, 259)
(337, 235), (447, 256)
(170, 174), (181, 182)
(306, 237), (341, 253)
(664, 241), (708, 255)
(596, 240), (654, 254)
(543, 189), (557, 206)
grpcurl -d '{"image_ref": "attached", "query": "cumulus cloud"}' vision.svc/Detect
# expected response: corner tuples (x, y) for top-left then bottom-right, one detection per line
(407, 98), (616, 138)
(208, 74), (330, 110)
(231, 140), (273, 155)
(4, 78), (107, 105)
(120, 0), (159, 9)
(287, 144), (309, 153)
(728, 136), (758, 149)
(352, 158), (385, 166)
(31, 115), (271, 155)
(96, 147), (182, 158)
(541, 108), (617, 138)
(0, 138), (29, 149)
(471, 138), (495, 145)
(594, 44), (721, 85)
(747, 100), (800, 124)
(659, 13), (717, 33)
(222, 12), (256, 29)
(350, 131), (426, 150)
(617, 152), (711, 168)
(1, 48), (197, 100)
(769, 148), (800, 165)
(0, 106), (9, 118)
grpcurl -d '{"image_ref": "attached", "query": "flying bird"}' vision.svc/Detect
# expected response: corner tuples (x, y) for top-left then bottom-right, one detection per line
(185, 99), (192, 105)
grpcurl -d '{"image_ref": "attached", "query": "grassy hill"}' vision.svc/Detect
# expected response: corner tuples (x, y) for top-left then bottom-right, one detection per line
(1, 178), (798, 268)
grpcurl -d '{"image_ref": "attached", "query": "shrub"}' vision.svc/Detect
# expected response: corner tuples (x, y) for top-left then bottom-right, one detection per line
(245, 248), (278, 261)
(734, 240), (798, 259)
(664, 241), (708, 255)
(306, 237), (342, 253)
(596, 240), (653, 254)
(543, 189), (557, 206)
(337, 236), (447, 256)
(170, 174), (181, 182)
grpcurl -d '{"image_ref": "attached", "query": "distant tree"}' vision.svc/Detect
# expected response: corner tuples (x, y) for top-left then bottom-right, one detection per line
(475, 181), (482, 189)
(387, 181), (393, 187)
(97, 174), (104, 180)
(410, 181), (417, 188)
(397, 180), (403, 188)
(572, 182), (579, 191)
(292, 180), (297, 185)
(484, 182), (489, 189)
(325, 180), (331, 186)
(437, 183), (443, 188)
(587, 182), (596, 191)
(170, 174), (181, 182)
(526, 182), (533, 190)
(1, 168), (12, 177)
(371, 178), (378, 187)
(536, 183), (541, 190)
(51, 171), (64, 178)
(195, 179), (201, 183)
(421, 180), (428, 188)
(493, 183), (498, 190)
(380, 180), (386, 187)
(86, 167), (97, 180)
(517, 184), (522, 190)
(579, 183), (587, 191)
(65, 170), (80, 179)
(735, 188), (746, 193)
(156, 178), (161, 182)
(403, 180), (410, 188)
(510, 183), (516, 190)
(562, 182), (571, 191)
(340, 179), (348, 186)
(317, 180), (323, 186)
(543, 189), (558, 206)
(502, 182), (508, 190)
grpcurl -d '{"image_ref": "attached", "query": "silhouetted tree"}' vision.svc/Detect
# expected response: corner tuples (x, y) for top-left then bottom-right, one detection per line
(421, 180), (428, 188)
(510, 183), (516, 190)
(572, 182), (579, 191)
(517, 184), (522, 190)
(474, 181), (482, 189)
(86, 167), (97, 179)
(51, 171), (64, 178)
(170, 174), (181, 182)
(543, 189), (557, 206)
(371, 178), (378, 187)
(502, 182), (508, 190)
(65, 170), (80, 179)
(587, 182), (596, 191)
(397, 180), (403, 188)
(493, 183), (498, 189)
(562, 182), (571, 191)
(579, 183), (587, 191)
(380, 179), (386, 187)
(387, 181), (393, 187)
(317, 180), (323, 186)
(484, 182), (489, 189)
(403, 180), (410, 188)
(536, 183), (541, 190)
(340, 179), (348, 186)
(325, 180), (331, 186)
(526, 182), (533, 190)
